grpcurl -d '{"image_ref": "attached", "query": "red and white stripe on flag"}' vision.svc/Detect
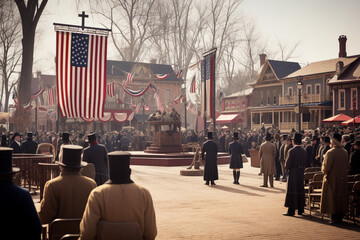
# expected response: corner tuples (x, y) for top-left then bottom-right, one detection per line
(56, 31), (107, 122)
(201, 53), (215, 118)
(48, 88), (55, 105)
(190, 75), (196, 93)
(106, 82), (115, 97)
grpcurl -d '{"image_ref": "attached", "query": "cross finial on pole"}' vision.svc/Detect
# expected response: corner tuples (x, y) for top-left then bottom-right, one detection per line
(78, 11), (89, 30)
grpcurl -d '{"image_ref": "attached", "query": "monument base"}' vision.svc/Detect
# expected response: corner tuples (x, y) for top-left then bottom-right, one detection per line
(180, 168), (204, 176)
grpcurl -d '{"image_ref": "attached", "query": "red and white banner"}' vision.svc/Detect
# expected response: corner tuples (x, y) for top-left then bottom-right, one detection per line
(106, 82), (115, 97)
(156, 74), (168, 79)
(144, 105), (150, 111)
(48, 88), (55, 105)
(123, 73), (134, 88)
(56, 31), (107, 122)
(190, 75), (196, 93)
(201, 53), (215, 118)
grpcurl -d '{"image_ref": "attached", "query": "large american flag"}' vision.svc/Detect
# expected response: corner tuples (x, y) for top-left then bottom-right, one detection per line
(201, 53), (215, 118)
(56, 31), (107, 122)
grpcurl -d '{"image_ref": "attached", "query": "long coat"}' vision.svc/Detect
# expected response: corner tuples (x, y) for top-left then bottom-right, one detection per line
(0, 181), (42, 239)
(284, 145), (307, 209)
(349, 149), (360, 174)
(21, 139), (38, 154)
(202, 140), (218, 181)
(83, 143), (109, 185)
(320, 146), (348, 215)
(229, 140), (244, 169)
(79, 183), (157, 240)
(38, 172), (97, 224)
(9, 141), (22, 153)
(305, 145), (313, 168)
(259, 141), (276, 175)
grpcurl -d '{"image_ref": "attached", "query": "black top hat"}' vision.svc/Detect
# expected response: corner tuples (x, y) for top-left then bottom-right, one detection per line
(332, 133), (342, 143)
(207, 132), (213, 140)
(56, 145), (87, 168)
(27, 132), (33, 139)
(233, 132), (239, 140)
(0, 147), (19, 174)
(281, 134), (288, 141)
(352, 140), (360, 147)
(265, 132), (272, 141)
(85, 133), (97, 143)
(61, 132), (70, 142)
(13, 132), (21, 138)
(107, 151), (133, 184)
(1, 135), (7, 143)
(294, 133), (302, 145)
(324, 136), (330, 144)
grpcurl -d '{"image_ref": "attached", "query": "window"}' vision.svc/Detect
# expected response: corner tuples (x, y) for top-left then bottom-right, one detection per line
(315, 84), (321, 95)
(338, 89), (345, 110)
(288, 87), (293, 96)
(273, 96), (277, 105)
(351, 88), (358, 110)
(306, 85), (312, 95)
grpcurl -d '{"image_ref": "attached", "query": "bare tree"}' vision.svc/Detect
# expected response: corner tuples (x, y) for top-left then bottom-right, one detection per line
(273, 37), (300, 61)
(0, 0), (22, 112)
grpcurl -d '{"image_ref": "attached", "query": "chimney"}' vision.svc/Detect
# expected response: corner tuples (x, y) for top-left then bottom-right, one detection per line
(259, 54), (266, 67)
(150, 59), (157, 64)
(338, 35), (347, 58)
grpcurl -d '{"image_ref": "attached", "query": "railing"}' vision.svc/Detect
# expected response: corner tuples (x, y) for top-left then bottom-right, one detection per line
(279, 94), (330, 105)
(279, 122), (316, 131)
(251, 123), (273, 130)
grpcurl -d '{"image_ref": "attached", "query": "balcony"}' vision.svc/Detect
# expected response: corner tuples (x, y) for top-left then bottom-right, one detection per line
(279, 94), (330, 105)
(279, 122), (316, 131)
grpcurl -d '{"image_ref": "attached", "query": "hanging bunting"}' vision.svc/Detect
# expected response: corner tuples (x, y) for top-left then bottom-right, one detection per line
(156, 74), (168, 79)
(174, 94), (183, 104)
(98, 112), (112, 122)
(113, 112), (128, 123)
(120, 82), (151, 97)
(144, 105), (150, 111)
(128, 111), (135, 121)
(32, 87), (45, 98)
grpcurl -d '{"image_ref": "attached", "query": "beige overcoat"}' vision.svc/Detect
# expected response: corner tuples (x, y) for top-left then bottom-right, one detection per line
(79, 183), (157, 240)
(38, 172), (97, 224)
(320, 146), (348, 215)
(259, 141), (277, 175)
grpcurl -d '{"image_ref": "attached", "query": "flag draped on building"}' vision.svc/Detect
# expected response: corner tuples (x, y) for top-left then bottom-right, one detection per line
(190, 75), (196, 93)
(48, 88), (55, 105)
(106, 82), (115, 97)
(201, 52), (215, 118)
(55, 30), (108, 122)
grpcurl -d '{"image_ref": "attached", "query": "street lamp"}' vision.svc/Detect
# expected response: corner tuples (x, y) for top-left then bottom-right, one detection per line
(297, 76), (303, 132)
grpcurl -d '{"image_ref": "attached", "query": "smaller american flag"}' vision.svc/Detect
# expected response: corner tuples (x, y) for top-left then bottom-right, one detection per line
(190, 75), (196, 93)
(106, 82), (115, 97)
(123, 73), (134, 88)
(177, 70), (183, 79)
(48, 88), (55, 105)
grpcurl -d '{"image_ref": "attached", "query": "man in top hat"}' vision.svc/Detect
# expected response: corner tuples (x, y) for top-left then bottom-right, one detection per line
(56, 132), (72, 161)
(201, 132), (218, 186)
(83, 133), (109, 185)
(20, 132), (38, 154)
(282, 135), (293, 182)
(38, 145), (97, 224)
(342, 134), (352, 157)
(1, 134), (8, 147)
(259, 132), (276, 187)
(319, 136), (331, 165)
(79, 151), (157, 240)
(0, 147), (42, 239)
(302, 137), (313, 168)
(9, 132), (22, 153)
(229, 132), (244, 184)
(278, 134), (288, 180)
(283, 133), (307, 216)
(320, 133), (348, 224)
(349, 140), (360, 175)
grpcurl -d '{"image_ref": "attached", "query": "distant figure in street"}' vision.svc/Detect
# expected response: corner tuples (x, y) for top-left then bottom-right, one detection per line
(0, 147), (41, 239)
(1, 134), (7, 147)
(83, 133), (109, 185)
(342, 134), (352, 157)
(303, 137), (313, 168)
(38, 145), (96, 224)
(9, 132), (22, 153)
(120, 134), (130, 151)
(349, 140), (360, 175)
(202, 132), (218, 186)
(259, 132), (276, 187)
(229, 132), (244, 184)
(79, 151), (157, 240)
(21, 132), (38, 154)
(321, 133), (348, 224)
(283, 133), (307, 216)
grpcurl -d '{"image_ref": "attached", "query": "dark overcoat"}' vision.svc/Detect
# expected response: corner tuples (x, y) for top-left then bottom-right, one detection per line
(9, 141), (22, 153)
(83, 144), (109, 185)
(21, 139), (38, 154)
(0, 180), (42, 239)
(349, 149), (360, 174)
(202, 140), (218, 181)
(305, 145), (313, 168)
(284, 145), (307, 210)
(229, 140), (244, 169)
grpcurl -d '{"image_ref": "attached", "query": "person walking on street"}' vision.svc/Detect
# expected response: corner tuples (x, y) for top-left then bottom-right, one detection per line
(259, 132), (276, 188)
(21, 132), (38, 154)
(283, 133), (307, 216)
(202, 132), (218, 186)
(229, 132), (244, 184)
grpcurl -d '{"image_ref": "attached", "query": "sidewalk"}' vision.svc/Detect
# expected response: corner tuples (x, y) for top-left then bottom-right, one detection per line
(34, 161), (360, 239)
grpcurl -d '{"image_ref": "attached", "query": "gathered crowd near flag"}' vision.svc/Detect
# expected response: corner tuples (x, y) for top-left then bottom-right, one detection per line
(55, 29), (108, 122)
(106, 82), (115, 97)
(201, 52), (216, 118)
(190, 75), (196, 93)
(48, 88), (55, 105)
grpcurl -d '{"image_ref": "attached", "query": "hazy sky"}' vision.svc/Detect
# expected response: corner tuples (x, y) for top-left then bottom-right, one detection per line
(33, 0), (360, 74)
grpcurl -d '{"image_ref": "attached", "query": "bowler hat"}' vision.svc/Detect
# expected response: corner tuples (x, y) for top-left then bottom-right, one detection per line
(56, 145), (87, 168)
(207, 132), (213, 140)
(324, 136), (330, 144)
(332, 133), (342, 143)
(61, 132), (70, 142)
(0, 147), (19, 174)
(85, 133), (97, 143)
(233, 132), (239, 140)
(107, 151), (133, 184)
(294, 133), (302, 144)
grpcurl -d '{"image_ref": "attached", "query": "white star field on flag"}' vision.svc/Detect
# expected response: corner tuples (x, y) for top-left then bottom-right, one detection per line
(71, 33), (89, 67)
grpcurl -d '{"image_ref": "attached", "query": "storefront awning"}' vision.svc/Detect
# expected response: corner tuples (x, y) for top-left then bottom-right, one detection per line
(216, 114), (239, 123)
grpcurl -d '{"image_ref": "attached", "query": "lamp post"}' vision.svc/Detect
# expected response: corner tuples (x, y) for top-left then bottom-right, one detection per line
(297, 76), (303, 132)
